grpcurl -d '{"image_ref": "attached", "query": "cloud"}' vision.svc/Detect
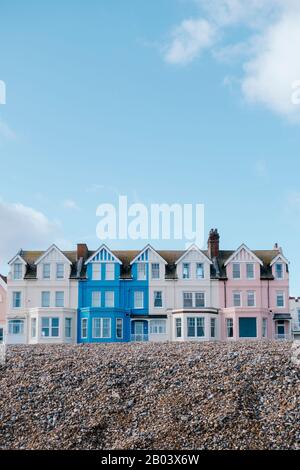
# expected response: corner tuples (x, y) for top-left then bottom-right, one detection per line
(63, 199), (80, 210)
(0, 119), (16, 140)
(163, 0), (300, 120)
(164, 19), (216, 65)
(0, 200), (63, 270)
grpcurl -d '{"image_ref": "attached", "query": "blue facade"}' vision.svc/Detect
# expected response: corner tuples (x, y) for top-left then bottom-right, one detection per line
(78, 247), (150, 343)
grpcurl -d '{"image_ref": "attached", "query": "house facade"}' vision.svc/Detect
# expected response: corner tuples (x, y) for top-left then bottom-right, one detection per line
(0, 275), (7, 343)
(6, 245), (78, 345)
(5, 229), (291, 344)
(289, 297), (300, 340)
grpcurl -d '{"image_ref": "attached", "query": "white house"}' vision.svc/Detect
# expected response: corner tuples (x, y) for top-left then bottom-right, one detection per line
(289, 297), (300, 340)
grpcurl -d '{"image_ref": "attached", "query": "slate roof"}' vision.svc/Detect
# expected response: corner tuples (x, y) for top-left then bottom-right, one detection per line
(13, 246), (283, 281)
(0, 274), (7, 284)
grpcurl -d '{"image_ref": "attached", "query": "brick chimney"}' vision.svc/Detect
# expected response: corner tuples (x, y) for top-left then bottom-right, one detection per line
(208, 229), (220, 259)
(77, 243), (89, 261)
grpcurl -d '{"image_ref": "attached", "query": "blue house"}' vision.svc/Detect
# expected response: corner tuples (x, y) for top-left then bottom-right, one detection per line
(77, 244), (150, 343)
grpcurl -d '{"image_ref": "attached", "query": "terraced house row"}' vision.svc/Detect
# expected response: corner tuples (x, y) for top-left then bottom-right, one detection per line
(2, 229), (295, 344)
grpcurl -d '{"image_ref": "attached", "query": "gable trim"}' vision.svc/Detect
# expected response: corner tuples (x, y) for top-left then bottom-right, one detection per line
(175, 244), (212, 265)
(85, 244), (122, 265)
(224, 244), (263, 266)
(130, 245), (167, 265)
(270, 253), (289, 266)
(34, 244), (72, 265)
(8, 253), (27, 266)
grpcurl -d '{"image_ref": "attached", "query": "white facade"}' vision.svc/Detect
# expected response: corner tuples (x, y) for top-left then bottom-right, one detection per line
(6, 245), (78, 345)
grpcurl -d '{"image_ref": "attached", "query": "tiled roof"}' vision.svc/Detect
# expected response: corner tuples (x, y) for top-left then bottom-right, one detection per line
(0, 274), (7, 284)
(14, 247), (281, 281)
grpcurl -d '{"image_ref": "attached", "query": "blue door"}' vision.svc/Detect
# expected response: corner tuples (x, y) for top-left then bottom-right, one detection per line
(239, 318), (257, 338)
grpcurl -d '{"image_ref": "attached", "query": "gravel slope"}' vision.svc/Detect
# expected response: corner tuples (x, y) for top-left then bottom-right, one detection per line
(0, 341), (299, 450)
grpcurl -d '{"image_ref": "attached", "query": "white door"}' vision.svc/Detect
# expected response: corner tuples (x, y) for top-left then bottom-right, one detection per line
(134, 321), (144, 341)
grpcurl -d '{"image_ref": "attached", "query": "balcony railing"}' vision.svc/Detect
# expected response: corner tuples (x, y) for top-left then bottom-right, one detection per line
(130, 334), (149, 342)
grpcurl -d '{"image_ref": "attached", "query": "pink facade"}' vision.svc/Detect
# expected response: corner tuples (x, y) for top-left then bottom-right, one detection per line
(218, 246), (290, 340)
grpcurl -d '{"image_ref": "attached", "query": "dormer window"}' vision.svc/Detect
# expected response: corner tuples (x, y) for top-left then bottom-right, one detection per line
(137, 263), (146, 281)
(183, 263), (190, 279)
(56, 263), (64, 279)
(275, 263), (283, 279)
(43, 263), (50, 279)
(13, 263), (22, 280)
(246, 263), (254, 279)
(233, 263), (241, 279)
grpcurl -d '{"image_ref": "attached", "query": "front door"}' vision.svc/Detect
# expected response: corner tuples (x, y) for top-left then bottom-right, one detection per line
(134, 321), (144, 341)
(276, 321), (285, 338)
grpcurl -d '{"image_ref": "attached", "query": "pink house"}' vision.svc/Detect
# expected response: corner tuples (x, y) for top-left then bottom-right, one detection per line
(215, 240), (291, 341)
(0, 274), (7, 342)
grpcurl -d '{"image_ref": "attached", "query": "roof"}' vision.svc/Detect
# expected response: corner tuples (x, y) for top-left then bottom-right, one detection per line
(9, 246), (282, 281)
(0, 275), (7, 284)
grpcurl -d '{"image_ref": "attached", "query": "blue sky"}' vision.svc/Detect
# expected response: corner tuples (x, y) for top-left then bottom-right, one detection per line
(0, 0), (300, 293)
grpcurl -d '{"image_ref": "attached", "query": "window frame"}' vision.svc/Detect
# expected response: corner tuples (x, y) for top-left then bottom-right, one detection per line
(134, 291), (144, 309)
(176, 318), (182, 338)
(246, 263), (255, 280)
(43, 263), (51, 280)
(41, 317), (60, 338)
(232, 263), (241, 279)
(55, 291), (64, 308)
(105, 263), (115, 281)
(65, 318), (72, 338)
(154, 290), (163, 308)
(247, 290), (256, 307)
(56, 263), (64, 279)
(226, 318), (234, 338)
(92, 263), (101, 281)
(81, 318), (88, 339)
(13, 263), (23, 280)
(150, 319), (166, 335)
(105, 290), (115, 308)
(12, 291), (21, 308)
(137, 263), (147, 281)
(182, 263), (190, 279)
(151, 263), (160, 280)
(196, 263), (204, 279)
(116, 318), (123, 339)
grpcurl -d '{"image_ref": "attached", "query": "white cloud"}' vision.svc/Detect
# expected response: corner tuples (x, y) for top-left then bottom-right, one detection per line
(164, 19), (216, 65)
(0, 200), (63, 271)
(63, 199), (80, 210)
(163, 0), (300, 120)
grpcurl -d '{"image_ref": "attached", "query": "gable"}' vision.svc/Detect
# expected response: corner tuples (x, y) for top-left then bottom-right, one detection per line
(224, 245), (263, 266)
(85, 245), (122, 265)
(35, 245), (72, 265)
(270, 254), (289, 266)
(130, 245), (167, 265)
(175, 245), (212, 265)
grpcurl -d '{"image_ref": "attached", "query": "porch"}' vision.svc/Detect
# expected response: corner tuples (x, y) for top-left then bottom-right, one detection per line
(273, 313), (292, 340)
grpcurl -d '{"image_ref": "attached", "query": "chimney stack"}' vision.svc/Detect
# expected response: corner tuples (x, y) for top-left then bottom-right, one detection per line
(208, 229), (220, 259)
(77, 243), (89, 261)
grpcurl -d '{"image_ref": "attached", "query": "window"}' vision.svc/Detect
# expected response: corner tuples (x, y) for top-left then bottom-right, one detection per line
(13, 291), (21, 308)
(41, 317), (59, 337)
(65, 318), (72, 338)
(55, 291), (64, 308)
(134, 291), (144, 309)
(56, 263), (64, 279)
(275, 263), (283, 279)
(92, 318), (111, 339)
(233, 263), (241, 279)
(276, 291), (285, 308)
(183, 263), (190, 279)
(92, 291), (101, 307)
(105, 291), (114, 308)
(233, 291), (241, 307)
(196, 263), (204, 279)
(226, 318), (234, 338)
(154, 291), (163, 308)
(105, 263), (115, 280)
(187, 317), (205, 337)
(13, 263), (22, 280)
(31, 318), (37, 338)
(92, 263), (101, 280)
(195, 292), (205, 308)
(246, 263), (254, 279)
(116, 318), (123, 339)
(8, 319), (24, 335)
(247, 291), (256, 307)
(151, 263), (160, 279)
(0, 328), (3, 343)
(150, 320), (166, 335)
(210, 318), (216, 338)
(137, 263), (146, 280)
(81, 318), (88, 339)
(183, 292), (193, 308)
(262, 318), (267, 338)
(298, 309), (300, 327)
(176, 318), (182, 338)
(41, 291), (50, 308)
(43, 263), (50, 279)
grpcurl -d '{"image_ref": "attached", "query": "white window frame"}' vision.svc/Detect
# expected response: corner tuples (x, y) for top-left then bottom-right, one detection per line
(41, 291), (50, 308)
(55, 291), (64, 308)
(195, 292), (205, 308)
(12, 291), (21, 308)
(151, 263), (160, 280)
(116, 318), (123, 339)
(246, 263), (255, 280)
(262, 318), (267, 338)
(43, 263), (51, 280)
(8, 319), (24, 335)
(134, 291), (144, 309)
(187, 317), (205, 338)
(137, 263), (147, 281)
(196, 263), (204, 279)
(13, 263), (23, 280)
(92, 263), (101, 280)
(275, 263), (284, 280)
(226, 318), (234, 338)
(154, 291), (163, 308)
(183, 292), (193, 308)
(247, 290), (256, 307)
(105, 291), (115, 308)
(65, 318), (72, 338)
(175, 318), (182, 338)
(150, 320), (166, 335)
(92, 318), (111, 339)
(233, 291), (242, 307)
(276, 291), (285, 308)
(210, 318), (216, 338)
(105, 263), (115, 281)
(56, 263), (64, 279)
(182, 263), (190, 279)
(92, 291), (101, 308)
(81, 318), (88, 339)
(41, 317), (60, 338)
(232, 263), (241, 279)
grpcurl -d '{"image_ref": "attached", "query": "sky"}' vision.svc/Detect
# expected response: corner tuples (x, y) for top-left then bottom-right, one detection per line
(0, 0), (300, 293)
